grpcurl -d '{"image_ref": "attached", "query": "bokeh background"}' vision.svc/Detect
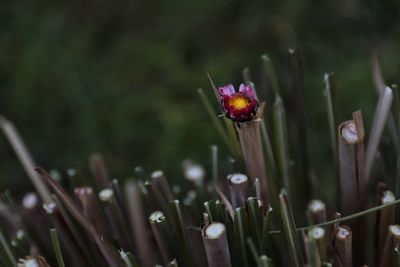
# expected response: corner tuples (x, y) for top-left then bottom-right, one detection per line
(1, 0), (400, 196)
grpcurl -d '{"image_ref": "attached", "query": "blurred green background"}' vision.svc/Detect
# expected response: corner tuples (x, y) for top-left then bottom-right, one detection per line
(1, 0), (400, 195)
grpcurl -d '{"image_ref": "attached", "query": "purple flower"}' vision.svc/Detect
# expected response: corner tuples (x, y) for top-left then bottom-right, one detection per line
(218, 83), (258, 122)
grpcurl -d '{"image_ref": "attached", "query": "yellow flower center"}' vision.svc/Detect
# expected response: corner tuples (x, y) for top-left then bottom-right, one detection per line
(228, 94), (251, 110)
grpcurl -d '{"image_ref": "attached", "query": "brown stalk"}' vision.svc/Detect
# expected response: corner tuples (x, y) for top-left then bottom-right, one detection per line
(74, 187), (110, 241)
(89, 153), (111, 190)
(98, 188), (133, 251)
(379, 225), (400, 267)
(307, 199), (327, 225)
(333, 225), (352, 267)
(151, 170), (175, 202)
(228, 173), (249, 208)
(125, 181), (156, 267)
(0, 116), (52, 204)
(202, 222), (232, 267)
(235, 120), (269, 203)
(149, 211), (174, 265)
(338, 110), (366, 265)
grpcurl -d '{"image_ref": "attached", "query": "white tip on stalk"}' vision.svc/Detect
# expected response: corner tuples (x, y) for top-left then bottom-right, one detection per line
(389, 225), (400, 236)
(308, 199), (325, 212)
(24, 259), (39, 267)
(43, 202), (57, 214)
(182, 160), (205, 184)
(341, 121), (358, 143)
(205, 222), (226, 239)
(99, 189), (114, 201)
(382, 191), (395, 203)
(336, 226), (351, 239)
(149, 211), (165, 223)
(23, 192), (38, 209)
(151, 170), (164, 179)
(309, 227), (325, 239)
(228, 173), (248, 184)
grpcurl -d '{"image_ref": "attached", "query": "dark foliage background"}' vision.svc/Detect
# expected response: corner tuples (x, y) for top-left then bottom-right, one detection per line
(0, 0), (399, 195)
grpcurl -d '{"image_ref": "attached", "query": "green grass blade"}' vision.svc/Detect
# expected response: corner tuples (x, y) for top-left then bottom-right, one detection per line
(50, 228), (66, 267)
(279, 190), (303, 266)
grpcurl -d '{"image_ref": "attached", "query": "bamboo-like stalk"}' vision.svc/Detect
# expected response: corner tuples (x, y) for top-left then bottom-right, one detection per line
(379, 225), (400, 267)
(50, 228), (66, 267)
(202, 222), (232, 267)
(261, 206), (273, 255)
(309, 227), (326, 262)
(279, 190), (303, 267)
(151, 170), (174, 202)
(149, 211), (174, 265)
(304, 234), (321, 267)
(228, 173), (249, 208)
(89, 153), (111, 190)
(307, 200), (327, 225)
(98, 188), (133, 251)
(235, 120), (269, 203)
(376, 189), (396, 264)
(125, 181), (155, 267)
(74, 187), (110, 241)
(365, 86), (393, 182)
(0, 116), (52, 204)
(332, 225), (352, 267)
(338, 111), (366, 264)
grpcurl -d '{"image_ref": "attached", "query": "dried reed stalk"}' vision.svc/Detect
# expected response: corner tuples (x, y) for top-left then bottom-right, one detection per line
(89, 153), (111, 190)
(149, 211), (173, 265)
(308, 200), (327, 225)
(338, 111), (366, 264)
(332, 225), (352, 267)
(379, 225), (400, 267)
(202, 222), (232, 267)
(235, 120), (269, 203)
(125, 181), (155, 267)
(228, 173), (249, 208)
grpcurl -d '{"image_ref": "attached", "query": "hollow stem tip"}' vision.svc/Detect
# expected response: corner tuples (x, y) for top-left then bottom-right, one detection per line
(202, 222), (231, 267)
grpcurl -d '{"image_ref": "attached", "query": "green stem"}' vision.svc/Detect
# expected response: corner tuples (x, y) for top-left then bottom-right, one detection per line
(50, 229), (66, 267)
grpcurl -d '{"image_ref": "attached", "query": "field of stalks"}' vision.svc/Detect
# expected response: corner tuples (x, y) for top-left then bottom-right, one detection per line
(1, 51), (400, 267)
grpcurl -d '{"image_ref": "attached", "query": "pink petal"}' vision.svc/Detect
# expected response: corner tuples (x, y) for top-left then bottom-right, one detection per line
(239, 83), (255, 98)
(218, 84), (235, 96)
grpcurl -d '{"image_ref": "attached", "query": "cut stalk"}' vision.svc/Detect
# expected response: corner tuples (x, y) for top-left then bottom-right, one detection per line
(332, 225), (352, 267)
(99, 188), (133, 251)
(170, 200), (192, 267)
(234, 207), (250, 267)
(309, 227), (326, 262)
(261, 206), (273, 255)
(89, 153), (111, 190)
(235, 120), (269, 203)
(379, 225), (400, 267)
(246, 197), (262, 249)
(149, 211), (174, 265)
(202, 222), (232, 267)
(0, 226), (17, 267)
(125, 181), (155, 267)
(228, 173), (249, 208)
(307, 200), (327, 225)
